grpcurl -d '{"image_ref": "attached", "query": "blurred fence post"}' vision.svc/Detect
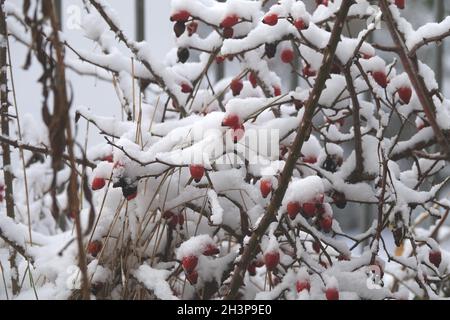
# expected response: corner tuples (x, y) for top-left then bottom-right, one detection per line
(136, 0), (145, 41)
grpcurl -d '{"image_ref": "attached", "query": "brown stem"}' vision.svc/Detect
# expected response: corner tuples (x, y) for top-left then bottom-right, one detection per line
(379, 0), (450, 159)
(46, 2), (90, 300)
(224, 0), (354, 300)
(344, 68), (364, 183)
(0, 0), (20, 296)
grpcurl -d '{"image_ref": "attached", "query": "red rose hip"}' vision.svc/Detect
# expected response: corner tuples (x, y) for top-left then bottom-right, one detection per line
(182, 255), (198, 273)
(189, 165), (205, 182)
(264, 251), (280, 271)
(263, 14), (278, 26)
(92, 177), (106, 191)
(260, 179), (272, 198)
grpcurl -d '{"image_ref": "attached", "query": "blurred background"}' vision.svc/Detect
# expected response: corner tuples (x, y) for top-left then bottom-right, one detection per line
(8, 0), (450, 237)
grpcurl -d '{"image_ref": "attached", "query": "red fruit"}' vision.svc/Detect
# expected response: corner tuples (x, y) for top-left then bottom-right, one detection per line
(287, 201), (301, 220)
(294, 19), (308, 31)
(168, 214), (179, 228)
(303, 64), (316, 77)
(360, 52), (373, 60)
(163, 211), (174, 219)
(215, 55), (226, 64)
(189, 164), (205, 182)
(398, 86), (412, 104)
(220, 15), (239, 28)
(312, 241), (321, 253)
(395, 0), (405, 9)
(273, 86), (282, 97)
(316, 0), (329, 6)
(232, 124), (245, 143)
(249, 72), (258, 88)
(181, 83), (193, 93)
(102, 154), (114, 163)
(264, 251), (280, 271)
(302, 203), (317, 218)
(320, 215), (333, 233)
(338, 254), (350, 261)
(170, 10), (190, 23)
(203, 244), (220, 256)
(248, 262), (257, 276)
(186, 270), (198, 285)
(325, 287), (339, 300)
(260, 179), (272, 198)
(92, 177), (106, 191)
(372, 71), (388, 88)
(87, 240), (102, 257)
(281, 49), (294, 64)
(296, 280), (311, 293)
(263, 14), (278, 26)
(223, 27), (234, 39)
(222, 113), (241, 129)
(127, 192), (137, 201)
(230, 78), (244, 96)
(178, 213), (185, 226)
(294, 99), (303, 110)
(303, 155), (317, 164)
(182, 255), (198, 273)
(187, 21), (198, 36)
(429, 250), (442, 268)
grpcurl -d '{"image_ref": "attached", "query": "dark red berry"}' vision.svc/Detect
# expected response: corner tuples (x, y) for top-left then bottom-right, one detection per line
(182, 255), (198, 273)
(264, 251), (280, 271)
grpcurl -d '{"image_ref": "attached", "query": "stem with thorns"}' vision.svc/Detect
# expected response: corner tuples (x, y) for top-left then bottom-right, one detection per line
(225, 0), (354, 300)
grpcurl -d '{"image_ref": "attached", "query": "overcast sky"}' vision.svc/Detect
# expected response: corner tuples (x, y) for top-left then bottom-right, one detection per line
(10, 0), (174, 147)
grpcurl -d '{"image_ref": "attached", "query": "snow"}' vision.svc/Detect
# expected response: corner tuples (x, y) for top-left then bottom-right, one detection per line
(133, 265), (178, 300)
(1, 0), (450, 301)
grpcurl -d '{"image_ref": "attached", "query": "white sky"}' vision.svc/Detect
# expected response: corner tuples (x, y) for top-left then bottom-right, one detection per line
(10, 0), (174, 147)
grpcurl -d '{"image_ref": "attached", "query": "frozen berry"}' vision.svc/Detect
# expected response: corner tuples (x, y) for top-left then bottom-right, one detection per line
(182, 255), (198, 273)
(222, 113), (241, 129)
(249, 72), (258, 88)
(395, 0), (405, 9)
(181, 83), (193, 93)
(88, 240), (102, 257)
(287, 201), (301, 220)
(372, 71), (388, 88)
(220, 15), (239, 28)
(260, 179), (272, 199)
(174, 21), (186, 37)
(281, 48), (294, 64)
(302, 203), (316, 218)
(296, 280), (311, 293)
(429, 250), (442, 268)
(186, 270), (198, 285)
(189, 164), (205, 182)
(320, 215), (333, 233)
(230, 78), (244, 96)
(92, 177), (106, 191)
(265, 43), (278, 59)
(303, 64), (317, 77)
(170, 10), (190, 23)
(398, 86), (412, 104)
(203, 244), (220, 256)
(263, 14), (278, 26)
(294, 19), (308, 31)
(223, 27), (234, 39)
(325, 287), (339, 300)
(177, 47), (190, 63)
(273, 86), (282, 97)
(187, 21), (198, 36)
(264, 251), (280, 271)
